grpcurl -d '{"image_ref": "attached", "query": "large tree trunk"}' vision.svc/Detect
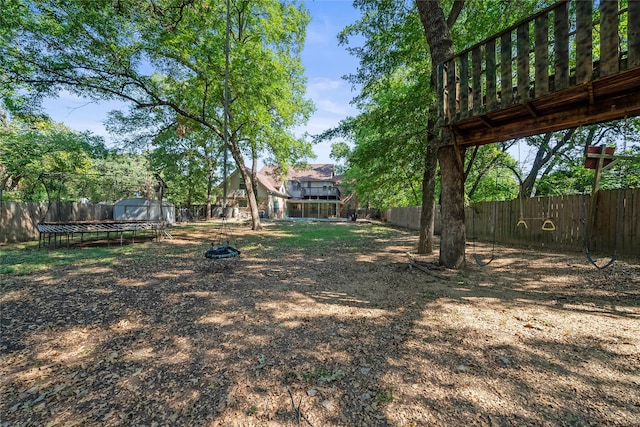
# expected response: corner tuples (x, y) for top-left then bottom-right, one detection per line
(228, 143), (262, 230)
(438, 144), (466, 268)
(206, 155), (215, 220)
(416, 0), (467, 267)
(251, 143), (259, 202)
(417, 140), (438, 254)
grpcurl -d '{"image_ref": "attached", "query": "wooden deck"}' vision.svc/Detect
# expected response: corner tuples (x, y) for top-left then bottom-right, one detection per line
(438, 0), (640, 146)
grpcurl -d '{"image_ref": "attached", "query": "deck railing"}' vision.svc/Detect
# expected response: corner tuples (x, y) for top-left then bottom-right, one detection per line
(300, 187), (340, 198)
(438, 0), (640, 125)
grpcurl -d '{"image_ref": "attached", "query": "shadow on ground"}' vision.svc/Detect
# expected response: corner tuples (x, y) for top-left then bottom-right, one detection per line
(1, 221), (639, 426)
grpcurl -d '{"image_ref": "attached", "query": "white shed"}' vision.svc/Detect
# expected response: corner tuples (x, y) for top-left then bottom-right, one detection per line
(113, 198), (175, 224)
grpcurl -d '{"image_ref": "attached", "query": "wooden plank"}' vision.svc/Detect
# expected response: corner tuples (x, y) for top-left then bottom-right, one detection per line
(486, 39), (497, 110)
(447, 59), (457, 120)
(573, 193), (584, 249)
(501, 32), (513, 107)
(584, 193), (594, 252)
(623, 189), (632, 255)
(631, 189), (640, 256)
(604, 189), (621, 253)
(535, 13), (549, 97)
(459, 52), (469, 117)
(610, 188), (621, 252)
(562, 193), (579, 249)
(472, 46), (483, 113)
(588, 191), (599, 252)
(554, 1), (570, 90)
(517, 22), (530, 102)
(449, 89), (640, 146)
(599, 189), (614, 252)
(629, 0), (640, 68)
(575, 0), (593, 84)
(600, 0), (620, 77)
(622, 189), (630, 254)
(437, 64), (445, 121)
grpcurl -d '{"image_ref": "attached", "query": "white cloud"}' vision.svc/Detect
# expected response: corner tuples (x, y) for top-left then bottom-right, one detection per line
(307, 77), (343, 93)
(306, 77), (356, 117)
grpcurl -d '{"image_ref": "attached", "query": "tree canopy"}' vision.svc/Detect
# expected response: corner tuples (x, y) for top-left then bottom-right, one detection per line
(1, 0), (314, 229)
(0, 113), (149, 203)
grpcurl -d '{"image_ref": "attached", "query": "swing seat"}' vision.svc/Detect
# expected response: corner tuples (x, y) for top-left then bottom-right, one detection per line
(205, 245), (240, 259)
(516, 218), (528, 229)
(586, 252), (616, 270)
(541, 219), (556, 231)
(473, 253), (494, 267)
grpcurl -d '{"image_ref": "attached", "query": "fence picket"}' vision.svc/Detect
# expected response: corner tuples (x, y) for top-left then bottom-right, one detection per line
(387, 189), (640, 257)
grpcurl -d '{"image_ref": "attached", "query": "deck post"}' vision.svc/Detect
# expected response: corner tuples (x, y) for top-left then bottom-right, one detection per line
(472, 46), (483, 114)
(575, 0), (593, 84)
(553, 1), (570, 91)
(517, 22), (530, 102)
(437, 64), (445, 121)
(628, 0), (640, 68)
(486, 39), (497, 110)
(600, 0), (620, 77)
(446, 59), (457, 120)
(534, 13), (549, 97)
(459, 51), (469, 116)
(501, 32), (513, 107)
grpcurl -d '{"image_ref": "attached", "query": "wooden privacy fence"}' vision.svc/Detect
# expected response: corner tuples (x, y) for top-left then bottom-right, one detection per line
(387, 188), (640, 257)
(0, 201), (112, 244)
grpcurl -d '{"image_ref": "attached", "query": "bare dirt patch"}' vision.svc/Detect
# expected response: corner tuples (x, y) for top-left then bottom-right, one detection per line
(1, 221), (639, 426)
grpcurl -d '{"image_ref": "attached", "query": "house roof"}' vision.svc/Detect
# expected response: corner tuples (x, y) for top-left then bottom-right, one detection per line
(259, 164), (336, 183)
(221, 164), (340, 198)
(217, 167), (287, 197)
(255, 169), (287, 197)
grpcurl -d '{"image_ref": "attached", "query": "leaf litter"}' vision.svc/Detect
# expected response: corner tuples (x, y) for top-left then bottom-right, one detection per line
(1, 221), (639, 426)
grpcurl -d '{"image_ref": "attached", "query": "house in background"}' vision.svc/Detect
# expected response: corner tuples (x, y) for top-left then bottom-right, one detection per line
(217, 167), (289, 219)
(271, 164), (343, 219)
(218, 164), (357, 219)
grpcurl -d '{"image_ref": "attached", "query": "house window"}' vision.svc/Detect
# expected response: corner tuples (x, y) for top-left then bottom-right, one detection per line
(307, 182), (311, 188)
(239, 178), (246, 190)
(238, 200), (247, 208)
(291, 181), (300, 191)
(323, 185), (328, 191)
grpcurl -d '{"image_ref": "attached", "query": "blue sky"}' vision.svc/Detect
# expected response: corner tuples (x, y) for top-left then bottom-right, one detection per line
(42, 0), (362, 165)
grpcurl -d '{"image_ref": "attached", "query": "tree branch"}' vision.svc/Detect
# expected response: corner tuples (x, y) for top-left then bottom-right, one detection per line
(447, 0), (465, 29)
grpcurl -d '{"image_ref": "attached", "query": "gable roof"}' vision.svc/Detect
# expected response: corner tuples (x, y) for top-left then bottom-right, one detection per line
(218, 167), (287, 197)
(259, 164), (335, 183)
(255, 168), (286, 196)
(222, 164), (339, 198)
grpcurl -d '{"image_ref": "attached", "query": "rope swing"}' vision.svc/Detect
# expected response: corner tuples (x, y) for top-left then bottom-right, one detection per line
(471, 172), (499, 267)
(581, 190), (621, 270)
(204, 0), (239, 261)
(581, 120), (629, 269)
(205, 214), (241, 259)
(472, 200), (498, 267)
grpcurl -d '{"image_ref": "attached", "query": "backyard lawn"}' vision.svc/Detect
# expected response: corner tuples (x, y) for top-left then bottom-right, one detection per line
(1, 221), (639, 426)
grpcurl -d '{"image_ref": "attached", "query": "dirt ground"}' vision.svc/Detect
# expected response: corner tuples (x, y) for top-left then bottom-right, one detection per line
(1, 221), (639, 427)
